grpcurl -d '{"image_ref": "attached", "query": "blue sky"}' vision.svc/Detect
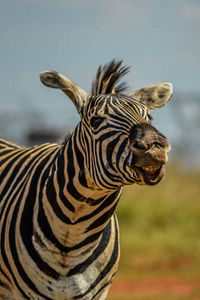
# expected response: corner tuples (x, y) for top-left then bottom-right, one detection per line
(1, 0), (200, 94)
(0, 0), (200, 148)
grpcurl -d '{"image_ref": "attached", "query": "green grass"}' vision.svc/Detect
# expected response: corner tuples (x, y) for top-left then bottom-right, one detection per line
(107, 164), (200, 299)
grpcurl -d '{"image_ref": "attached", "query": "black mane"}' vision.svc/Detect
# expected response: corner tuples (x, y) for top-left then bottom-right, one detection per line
(91, 60), (130, 96)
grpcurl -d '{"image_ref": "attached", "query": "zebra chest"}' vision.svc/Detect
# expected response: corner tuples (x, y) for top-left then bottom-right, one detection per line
(36, 216), (119, 299)
(41, 264), (111, 299)
(5, 215), (119, 300)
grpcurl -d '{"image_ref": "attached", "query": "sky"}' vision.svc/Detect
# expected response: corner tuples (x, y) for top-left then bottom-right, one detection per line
(1, 0), (200, 93)
(0, 0), (200, 151)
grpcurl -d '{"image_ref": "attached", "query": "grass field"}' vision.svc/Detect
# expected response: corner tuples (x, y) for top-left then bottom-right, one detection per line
(107, 163), (200, 299)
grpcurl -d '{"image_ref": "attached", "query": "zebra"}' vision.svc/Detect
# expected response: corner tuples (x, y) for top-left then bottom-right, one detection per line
(0, 60), (172, 300)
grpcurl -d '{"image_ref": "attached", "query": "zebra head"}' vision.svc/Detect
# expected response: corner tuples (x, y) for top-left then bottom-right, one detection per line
(40, 60), (172, 189)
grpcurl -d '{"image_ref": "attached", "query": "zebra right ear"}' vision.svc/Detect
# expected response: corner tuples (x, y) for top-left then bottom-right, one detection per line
(40, 71), (90, 116)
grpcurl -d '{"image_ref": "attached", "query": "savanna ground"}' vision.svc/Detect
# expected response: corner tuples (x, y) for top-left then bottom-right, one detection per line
(107, 163), (200, 300)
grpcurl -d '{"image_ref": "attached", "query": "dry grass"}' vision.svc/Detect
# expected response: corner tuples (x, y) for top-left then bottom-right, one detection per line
(107, 164), (200, 299)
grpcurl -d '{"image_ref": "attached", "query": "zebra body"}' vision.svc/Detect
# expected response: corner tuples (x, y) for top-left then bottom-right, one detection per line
(0, 137), (120, 300)
(0, 60), (172, 299)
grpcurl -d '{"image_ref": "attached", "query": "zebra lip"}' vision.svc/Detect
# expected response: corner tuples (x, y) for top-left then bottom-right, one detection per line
(134, 165), (165, 185)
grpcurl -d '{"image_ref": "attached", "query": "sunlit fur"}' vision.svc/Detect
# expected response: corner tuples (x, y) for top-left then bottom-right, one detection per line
(0, 60), (171, 299)
(82, 94), (151, 189)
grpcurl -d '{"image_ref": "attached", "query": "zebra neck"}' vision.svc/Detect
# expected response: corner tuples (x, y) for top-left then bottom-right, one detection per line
(37, 134), (121, 251)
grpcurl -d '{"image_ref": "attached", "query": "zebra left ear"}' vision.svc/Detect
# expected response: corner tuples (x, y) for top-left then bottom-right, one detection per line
(130, 82), (173, 109)
(40, 71), (90, 116)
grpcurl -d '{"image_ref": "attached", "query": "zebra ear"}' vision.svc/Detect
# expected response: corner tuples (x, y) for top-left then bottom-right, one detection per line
(40, 71), (90, 116)
(130, 82), (173, 109)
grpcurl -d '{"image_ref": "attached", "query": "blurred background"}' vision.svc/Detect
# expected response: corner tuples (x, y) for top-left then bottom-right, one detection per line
(1, 0), (200, 299)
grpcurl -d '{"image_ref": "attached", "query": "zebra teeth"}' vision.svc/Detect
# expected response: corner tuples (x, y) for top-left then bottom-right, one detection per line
(142, 166), (160, 174)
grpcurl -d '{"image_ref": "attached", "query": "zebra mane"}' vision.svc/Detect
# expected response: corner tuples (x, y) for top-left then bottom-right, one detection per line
(91, 60), (130, 96)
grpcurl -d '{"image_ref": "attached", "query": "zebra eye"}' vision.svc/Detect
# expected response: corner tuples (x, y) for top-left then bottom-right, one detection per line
(90, 116), (105, 129)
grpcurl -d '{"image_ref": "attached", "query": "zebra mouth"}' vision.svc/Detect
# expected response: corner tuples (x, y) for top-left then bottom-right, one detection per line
(134, 165), (165, 185)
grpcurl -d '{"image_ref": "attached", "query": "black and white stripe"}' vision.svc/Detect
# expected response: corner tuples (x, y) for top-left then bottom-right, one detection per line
(0, 60), (172, 299)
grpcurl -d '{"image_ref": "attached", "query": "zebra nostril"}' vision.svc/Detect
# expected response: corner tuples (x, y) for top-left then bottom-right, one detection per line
(132, 140), (148, 152)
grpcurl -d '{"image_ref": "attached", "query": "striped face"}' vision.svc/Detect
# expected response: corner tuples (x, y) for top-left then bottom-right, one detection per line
(80, 94), (170, 189)
(40, 60), (172, 190)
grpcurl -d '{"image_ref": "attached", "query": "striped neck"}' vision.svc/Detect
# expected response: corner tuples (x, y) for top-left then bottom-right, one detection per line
(35, 127), (121, 252)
